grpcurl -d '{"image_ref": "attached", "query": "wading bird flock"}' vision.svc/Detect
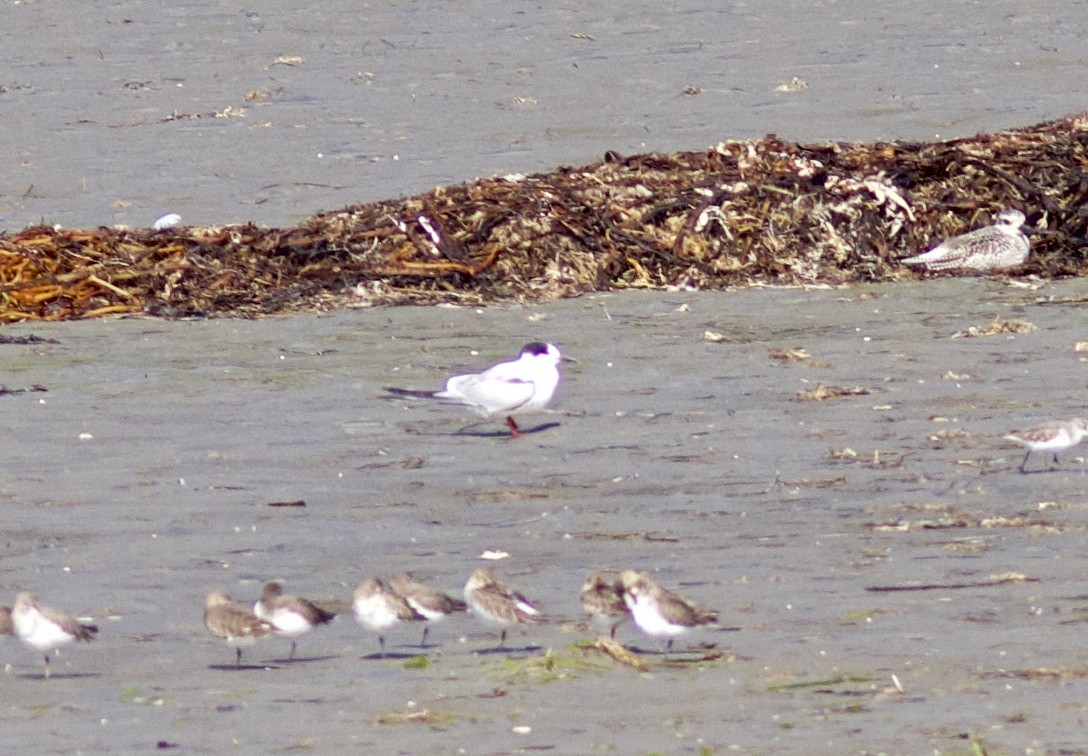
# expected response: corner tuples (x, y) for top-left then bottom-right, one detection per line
(7, 209), (1084, 677)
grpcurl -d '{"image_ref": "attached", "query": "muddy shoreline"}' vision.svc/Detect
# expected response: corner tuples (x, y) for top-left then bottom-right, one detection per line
(1, 280), (1087, 752)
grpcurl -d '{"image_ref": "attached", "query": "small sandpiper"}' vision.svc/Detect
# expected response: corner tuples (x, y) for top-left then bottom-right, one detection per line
(352, 578), (425, 657)
(619, 570), (717, 652)
(388, 572), (467, 647)
(253, 582), (337, 660)
(1004, 418), (1088, 473)
(580, 570), (629, 639)
(11, 592), (98, 678)
(203, 590), (276, 667)
(900, 209), (1030, 273)
(463, 567), (544, 648)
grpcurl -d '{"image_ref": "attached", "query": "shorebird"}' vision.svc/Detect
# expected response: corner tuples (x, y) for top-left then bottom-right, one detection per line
(580, 570), (629, 640)
(618, 570), (717, 652)
(11, 592), (98, 678)
(203, 590), (276, 667)
(463, 567), (544, 648)
(1004, 418), (1088, 474)
(900, 209), (1030, 272)
(352, 578), (424, 656)
(253, 582), (336, 659)
(388, 572), (467, 647)
(384, 342), (564, 436)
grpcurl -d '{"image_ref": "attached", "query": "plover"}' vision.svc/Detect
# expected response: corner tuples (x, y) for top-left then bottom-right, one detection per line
(900, 209), (1030, 272)
(619, 570), (717, 652)
(11, 592), (98, 678)
(388, 572), (467, 647)
(352, 578), (424, 656)
(253, 582), (336, 659)
(580, 570), (629, 639)
(384, 342), (564, 436)
(1004, 418), (1088, 474)
(463, 567), (544, 648)
(203, 590), (275, 667)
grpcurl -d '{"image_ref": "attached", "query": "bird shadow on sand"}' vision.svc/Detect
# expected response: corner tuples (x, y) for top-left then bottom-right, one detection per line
(17, 671), (101, 681)
(208, 662), (283, 671)
(452, 421), (560, 438)
(359, 650), (423, 661)
(471, 643), (543, 656)
(269, 654), (339, 665)
(624, 641), (724, 657)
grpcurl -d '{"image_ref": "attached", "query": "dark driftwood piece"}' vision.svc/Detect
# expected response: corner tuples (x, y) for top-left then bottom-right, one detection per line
(1, 113), (1086, 322)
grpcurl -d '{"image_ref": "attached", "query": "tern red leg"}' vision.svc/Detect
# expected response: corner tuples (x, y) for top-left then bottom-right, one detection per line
(506, 416), (523, 437)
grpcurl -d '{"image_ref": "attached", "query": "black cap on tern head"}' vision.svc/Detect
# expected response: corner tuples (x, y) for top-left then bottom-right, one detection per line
(520, 342), (552, 356)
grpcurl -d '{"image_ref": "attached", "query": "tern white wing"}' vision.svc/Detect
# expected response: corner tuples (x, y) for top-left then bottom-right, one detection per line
(437, 373), (536, 416)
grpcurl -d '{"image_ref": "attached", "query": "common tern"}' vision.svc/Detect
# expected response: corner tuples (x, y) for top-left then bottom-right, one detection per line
(385, 341), (563, 436)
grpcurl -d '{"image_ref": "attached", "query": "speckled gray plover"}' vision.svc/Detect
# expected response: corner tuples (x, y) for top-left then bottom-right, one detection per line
(900, 208), (1030, 272)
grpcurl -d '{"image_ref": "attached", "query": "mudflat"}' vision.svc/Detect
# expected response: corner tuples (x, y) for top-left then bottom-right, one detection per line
(4, 0), (1088, 753)
(1, 278), (1087, 753)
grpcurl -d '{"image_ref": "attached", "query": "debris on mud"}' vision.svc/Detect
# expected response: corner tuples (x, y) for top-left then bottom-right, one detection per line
(2, 113), (1087, 321)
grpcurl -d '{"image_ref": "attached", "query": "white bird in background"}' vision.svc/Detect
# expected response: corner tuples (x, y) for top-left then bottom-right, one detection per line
(385, 342), (564, 436)
(900, 209), (1030, 272)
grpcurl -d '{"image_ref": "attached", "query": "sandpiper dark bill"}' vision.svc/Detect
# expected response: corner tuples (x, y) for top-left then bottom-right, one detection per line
(580, 570), (629, 640)
(203, 590), (276, 667)
(618, 570), (717, 652)
(352, 578), (424, 657)
(463, 567), (544, 648)
(253, 582), (336, 660)
(384, 342), (563, 436)
(388, 572), (467, 647)
(1004, 418), (1088, 474)
(11, 592), (98, 678)
(900, 208), (1030, 272)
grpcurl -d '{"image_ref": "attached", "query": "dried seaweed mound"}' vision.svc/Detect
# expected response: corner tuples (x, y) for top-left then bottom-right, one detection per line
(2, 112), (1087, 321)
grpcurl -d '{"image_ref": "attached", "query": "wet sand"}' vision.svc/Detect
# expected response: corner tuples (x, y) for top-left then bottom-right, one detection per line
(2, 0), (1086, 230)
(4, 1), (1088, 753)
(2, 279), (1088, 752)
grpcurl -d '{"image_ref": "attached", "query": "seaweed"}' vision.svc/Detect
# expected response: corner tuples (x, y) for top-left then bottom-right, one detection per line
(1, 112), (1086, 321)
